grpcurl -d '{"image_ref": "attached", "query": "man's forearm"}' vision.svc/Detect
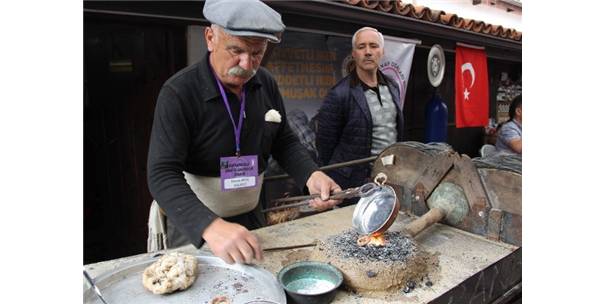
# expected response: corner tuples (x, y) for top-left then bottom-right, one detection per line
(509, 138), (522, 154)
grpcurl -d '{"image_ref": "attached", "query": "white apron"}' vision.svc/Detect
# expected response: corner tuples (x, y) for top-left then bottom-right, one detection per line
(147, 171), (264, 252)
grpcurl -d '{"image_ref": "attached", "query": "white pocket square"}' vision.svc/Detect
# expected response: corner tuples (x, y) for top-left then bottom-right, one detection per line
(264, 109), (282, 123)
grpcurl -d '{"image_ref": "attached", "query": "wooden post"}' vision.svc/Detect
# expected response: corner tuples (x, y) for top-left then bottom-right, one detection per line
(404, 208), (446, 237)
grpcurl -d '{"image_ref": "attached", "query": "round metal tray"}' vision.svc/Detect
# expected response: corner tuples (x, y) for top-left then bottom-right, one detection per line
(84, 255), (286, 304)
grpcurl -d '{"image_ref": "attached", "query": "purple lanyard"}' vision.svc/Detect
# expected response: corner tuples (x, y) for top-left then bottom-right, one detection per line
(213, 74), (246, 156)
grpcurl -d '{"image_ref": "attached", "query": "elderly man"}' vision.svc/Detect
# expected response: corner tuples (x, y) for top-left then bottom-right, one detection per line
(146, 0), (341, 264)
(316, 27), (404, 200)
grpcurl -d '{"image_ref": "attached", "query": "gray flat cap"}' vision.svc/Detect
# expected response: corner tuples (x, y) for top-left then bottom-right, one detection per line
(203, 0), (285, 43)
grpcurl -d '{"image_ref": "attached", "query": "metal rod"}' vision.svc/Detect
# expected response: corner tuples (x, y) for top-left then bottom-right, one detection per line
(383, 34), (423, 45)
(262, 200), (311, 213)
(456, 42), (486, 50)
(262, 186), (356, 212)
(286, 26), (352, 39)
(287, 27), (422, 45)
(264, 156), (377, 182)
(83, 8), (206, 23)
(263, 242), (317, 252)
(415, 43), (520, 62)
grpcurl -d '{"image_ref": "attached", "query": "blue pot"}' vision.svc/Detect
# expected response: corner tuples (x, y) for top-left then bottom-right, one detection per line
(277, 261), (343, 304)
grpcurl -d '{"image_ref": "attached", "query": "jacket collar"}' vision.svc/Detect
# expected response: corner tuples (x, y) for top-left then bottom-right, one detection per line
(349, 69), (388, 89)
(349, 69), (404, 129)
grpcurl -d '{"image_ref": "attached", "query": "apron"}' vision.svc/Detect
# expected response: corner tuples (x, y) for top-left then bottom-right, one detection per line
(147, 171), (264, 252)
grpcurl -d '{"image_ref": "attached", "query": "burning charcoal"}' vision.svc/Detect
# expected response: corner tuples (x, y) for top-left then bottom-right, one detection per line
(406, 281), (416, 289)
(366, 270), (377, 278)
(324, 229), (417, 263)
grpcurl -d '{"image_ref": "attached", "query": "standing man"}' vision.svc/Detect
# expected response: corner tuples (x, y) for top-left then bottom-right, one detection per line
(147, 0), (341, 264)
(496, 94), (522, 154)
(316, 27), (404, 198)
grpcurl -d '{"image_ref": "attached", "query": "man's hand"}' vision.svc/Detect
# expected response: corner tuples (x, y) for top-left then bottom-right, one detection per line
(306, 171), (342, 211)
(202, 218), (263, 264)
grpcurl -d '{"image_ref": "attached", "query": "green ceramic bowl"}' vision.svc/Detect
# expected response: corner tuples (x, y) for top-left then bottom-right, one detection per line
(277, 261), (343, 304)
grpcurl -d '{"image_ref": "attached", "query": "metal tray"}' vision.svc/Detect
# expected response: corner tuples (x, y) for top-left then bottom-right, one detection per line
(84, 255), (286, 304)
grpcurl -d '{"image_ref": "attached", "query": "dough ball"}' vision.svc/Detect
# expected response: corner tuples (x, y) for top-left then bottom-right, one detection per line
(142, 252), (198, 294)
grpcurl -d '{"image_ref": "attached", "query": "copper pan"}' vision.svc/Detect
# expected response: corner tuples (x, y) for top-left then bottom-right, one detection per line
(351, 173), (400, 235)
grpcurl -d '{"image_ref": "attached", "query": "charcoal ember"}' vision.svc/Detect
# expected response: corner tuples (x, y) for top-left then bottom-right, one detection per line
(324, 229), (417, 262)
(310, 229), (436, 293)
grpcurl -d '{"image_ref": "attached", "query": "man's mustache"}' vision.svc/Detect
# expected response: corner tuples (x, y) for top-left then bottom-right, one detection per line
(228, 66), (256, 78)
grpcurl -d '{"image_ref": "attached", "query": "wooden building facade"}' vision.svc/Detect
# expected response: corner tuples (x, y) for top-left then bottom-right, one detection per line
(83, 1), (521, 263)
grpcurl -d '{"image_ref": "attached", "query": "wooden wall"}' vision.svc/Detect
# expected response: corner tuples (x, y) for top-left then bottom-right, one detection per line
(84, 18), (186, 264)
(83, 3), (520, 263)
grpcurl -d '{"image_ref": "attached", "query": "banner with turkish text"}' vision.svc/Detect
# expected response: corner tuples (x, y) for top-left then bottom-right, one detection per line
(455, 46), (489, 128)
(380, 36), (416, 107)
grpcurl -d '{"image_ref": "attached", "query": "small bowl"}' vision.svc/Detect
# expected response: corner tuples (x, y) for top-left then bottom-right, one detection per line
(277, 261), (343, 304)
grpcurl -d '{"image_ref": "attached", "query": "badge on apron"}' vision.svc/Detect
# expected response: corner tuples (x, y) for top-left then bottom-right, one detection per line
(220, 155), (258, 191)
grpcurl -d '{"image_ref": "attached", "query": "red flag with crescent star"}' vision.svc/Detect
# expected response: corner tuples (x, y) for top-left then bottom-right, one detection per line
(455, 46), (489, 128)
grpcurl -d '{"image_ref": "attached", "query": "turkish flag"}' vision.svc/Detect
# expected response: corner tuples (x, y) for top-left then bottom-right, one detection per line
(455, 46), (489, 128)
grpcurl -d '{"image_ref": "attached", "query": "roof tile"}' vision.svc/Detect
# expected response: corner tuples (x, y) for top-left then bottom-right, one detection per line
(340, 0), (521, 41)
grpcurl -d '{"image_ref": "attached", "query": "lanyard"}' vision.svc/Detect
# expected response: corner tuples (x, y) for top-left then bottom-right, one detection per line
(213, 73), (246, 156)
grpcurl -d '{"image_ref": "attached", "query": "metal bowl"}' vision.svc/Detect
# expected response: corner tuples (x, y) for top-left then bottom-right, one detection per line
(277, 261), (343, 304)
(352, 184), (399, 235)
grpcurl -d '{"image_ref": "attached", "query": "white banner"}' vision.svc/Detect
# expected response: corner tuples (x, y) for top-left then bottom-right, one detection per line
(380, 36), (416, 107)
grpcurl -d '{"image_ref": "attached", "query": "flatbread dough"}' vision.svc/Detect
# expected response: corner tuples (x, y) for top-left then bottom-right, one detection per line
(142, 252), (198, 294)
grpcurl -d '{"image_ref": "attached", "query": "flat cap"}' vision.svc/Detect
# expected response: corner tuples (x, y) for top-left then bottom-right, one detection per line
(203, 0), (285, 43)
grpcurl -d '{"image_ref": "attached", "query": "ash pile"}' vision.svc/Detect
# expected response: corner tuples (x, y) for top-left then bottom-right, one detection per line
(326, 229), (418, 262)
(309, 229), (439, 294)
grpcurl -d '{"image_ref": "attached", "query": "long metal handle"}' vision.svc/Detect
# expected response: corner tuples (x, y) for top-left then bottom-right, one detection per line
(263, 242), (317, 252)
(269, 193), (323, 205)
(261, 200), (312, 213)
(262, 190), (351, 213)
(264, 156), (377, 182)
(83, 269), (109, 304)
(262, 183), (379, 213)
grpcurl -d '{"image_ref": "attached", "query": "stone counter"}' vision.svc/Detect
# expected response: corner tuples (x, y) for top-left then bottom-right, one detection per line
(85, 205), (518, 303)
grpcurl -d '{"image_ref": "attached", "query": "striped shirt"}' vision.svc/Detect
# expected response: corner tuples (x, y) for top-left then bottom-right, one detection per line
(363, 84), (398, 156)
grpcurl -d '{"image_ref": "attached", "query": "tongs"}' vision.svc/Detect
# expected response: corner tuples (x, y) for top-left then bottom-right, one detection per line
(261, 182), (381, 213)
